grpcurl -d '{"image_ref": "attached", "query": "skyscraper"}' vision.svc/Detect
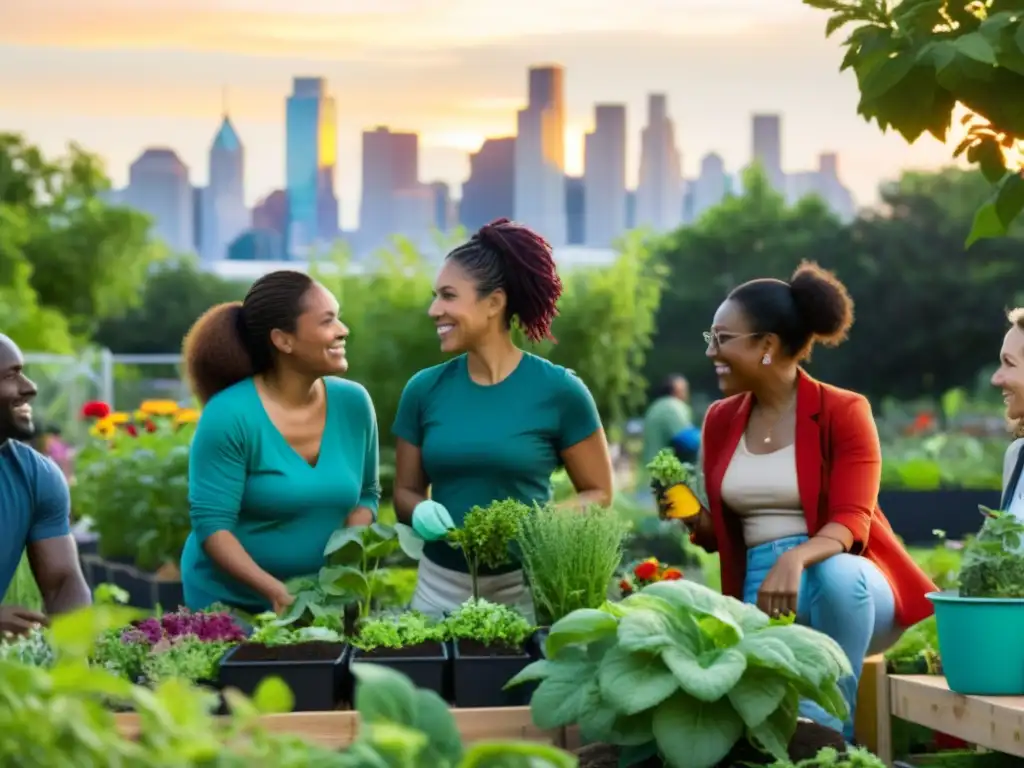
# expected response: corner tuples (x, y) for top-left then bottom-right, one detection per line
(514, 65), (567, 246)
(689, 152), (729, 224)
(125, 148), (194, 253)
(286, 77), (338, 254)
(459, 137), (515, 232)
(752, 113), (784, 192)
(200, 114), (247, 262)
(787, 152), (856, 222)
(583, 104), (627, 247)
(359, 126), (420, 252)
(635, 94), (683, 233)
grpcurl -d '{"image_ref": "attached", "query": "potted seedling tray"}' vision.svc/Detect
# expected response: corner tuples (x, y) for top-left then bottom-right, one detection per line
(218, 641), (349, 712)
(349, 640), (449, 700)
(452, 639), (532, 708)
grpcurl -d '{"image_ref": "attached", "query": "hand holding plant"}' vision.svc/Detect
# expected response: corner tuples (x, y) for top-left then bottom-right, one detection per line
(647, 449), (701, 521)
(447, 499), (530, 599)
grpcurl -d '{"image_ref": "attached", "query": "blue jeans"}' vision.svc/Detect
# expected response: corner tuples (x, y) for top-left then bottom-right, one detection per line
(742, 534), (898, 740)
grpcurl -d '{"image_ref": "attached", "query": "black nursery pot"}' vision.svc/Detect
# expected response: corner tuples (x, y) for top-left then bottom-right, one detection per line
(528, 627), (550, 659)
(452, 638), (532, 708)
(104, 561), (184, 611)
(218, 641), (349, 712)
(349, 641), (449, 701)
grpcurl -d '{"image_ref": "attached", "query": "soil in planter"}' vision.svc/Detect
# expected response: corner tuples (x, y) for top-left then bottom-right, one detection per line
(359, 641), (445, 658)
(229, 641), (345, 662)
(457, 639), (525, 656)
(575, 720), (846, 768)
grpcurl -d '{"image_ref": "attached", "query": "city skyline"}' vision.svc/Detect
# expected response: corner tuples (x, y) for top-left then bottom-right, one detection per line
(2, 0), (962, 230)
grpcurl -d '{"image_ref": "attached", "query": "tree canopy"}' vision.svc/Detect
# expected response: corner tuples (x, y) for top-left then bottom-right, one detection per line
(805, 0), (1024, 245)
(0, 133), (161, 340)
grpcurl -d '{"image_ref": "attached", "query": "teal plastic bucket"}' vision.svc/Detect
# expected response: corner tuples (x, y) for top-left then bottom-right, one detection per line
(929, 590), (1024, 695)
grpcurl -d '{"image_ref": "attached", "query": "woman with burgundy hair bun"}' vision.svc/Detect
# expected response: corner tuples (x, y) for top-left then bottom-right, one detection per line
(392, 218), (614, 618)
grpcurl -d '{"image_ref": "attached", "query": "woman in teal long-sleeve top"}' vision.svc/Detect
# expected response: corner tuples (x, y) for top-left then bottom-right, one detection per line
(180, 270), (380, 615)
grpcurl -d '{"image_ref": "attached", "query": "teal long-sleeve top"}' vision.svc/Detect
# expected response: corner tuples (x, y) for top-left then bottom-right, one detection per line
(181, 376), (380, 612)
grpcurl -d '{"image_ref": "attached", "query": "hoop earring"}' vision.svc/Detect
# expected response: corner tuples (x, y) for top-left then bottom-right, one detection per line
(761, 353), (771, 366)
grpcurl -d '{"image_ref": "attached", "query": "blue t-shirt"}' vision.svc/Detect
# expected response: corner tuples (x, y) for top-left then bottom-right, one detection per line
(0, 440), (72, 597)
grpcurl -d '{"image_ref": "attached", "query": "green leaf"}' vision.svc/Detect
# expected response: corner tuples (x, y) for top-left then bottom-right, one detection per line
(651, 690), (745, 768)
(597, 645), (679, 715)
(955, 32), (998, 65)
(412, 687), (465, 765)
(395, 522), (425, 560)
(966, 200), (1004, 247)
(661, 646), (747, 703)
(640, 580), (742, 644)
(252, 676), (294, 714)
(504, 659), (553, 688)
(530, 668), (601, 729)
(859, 53), (916, 100)
(320, 565), (370, 597)
(545, 608), (619, 658)
(352, 661), (419, 725)
(50, 605), (143, 658)
(748, 690), (799, 760)
(324, 526), (366, 562)
(461, 740), (577, 768)
(995, 172), (1024, 229)
(726, 668), (787, 729)
(616, 609), (677, 654)
(966, 136), (1007, 184)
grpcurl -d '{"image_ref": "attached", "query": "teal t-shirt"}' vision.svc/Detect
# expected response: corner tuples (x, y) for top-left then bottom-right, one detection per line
(0, 440), (71, 599)
(181, 377), (380, 612)
(392, 353), (602, 574)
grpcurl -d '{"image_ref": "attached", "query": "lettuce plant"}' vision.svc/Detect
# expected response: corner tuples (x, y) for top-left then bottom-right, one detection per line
(958, 507), (1024, 598)
(507, 580), (851, 768)
(351, 611), (444, 651)
(443, 599), (534, 648)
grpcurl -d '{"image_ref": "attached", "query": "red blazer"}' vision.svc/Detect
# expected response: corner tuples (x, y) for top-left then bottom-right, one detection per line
(697, 370), (936, 628)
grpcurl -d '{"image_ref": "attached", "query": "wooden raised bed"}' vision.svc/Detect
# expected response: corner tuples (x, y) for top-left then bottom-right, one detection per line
(114, 706), (565, 750)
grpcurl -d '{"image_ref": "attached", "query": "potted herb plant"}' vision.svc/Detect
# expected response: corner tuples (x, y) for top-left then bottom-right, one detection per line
(928, 506), (1024, 695)
(517, 503), (626, 656)
(647, 448), (701, 521)
(447, 499), (530, 600)
(279, 521), (424, 632)
(445, 598), (535, 708)
(348, 610), (448, 698)
(217, 613), (349, 711)
(507, 579), (852, 768)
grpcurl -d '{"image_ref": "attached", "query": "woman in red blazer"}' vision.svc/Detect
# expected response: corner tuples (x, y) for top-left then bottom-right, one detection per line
(668, 261), (936, 739)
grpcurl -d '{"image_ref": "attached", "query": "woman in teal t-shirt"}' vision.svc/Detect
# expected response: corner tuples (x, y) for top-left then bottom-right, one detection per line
(392, 218), (614, 619)
(180, 270), (380, 615)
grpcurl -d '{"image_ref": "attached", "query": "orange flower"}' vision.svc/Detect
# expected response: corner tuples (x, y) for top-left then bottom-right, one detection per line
(662, 568), (683, 581)
(633, 560), (659, 580)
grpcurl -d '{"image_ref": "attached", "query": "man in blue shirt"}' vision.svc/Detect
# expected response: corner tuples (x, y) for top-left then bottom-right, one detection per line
(0, 334), (90, 635)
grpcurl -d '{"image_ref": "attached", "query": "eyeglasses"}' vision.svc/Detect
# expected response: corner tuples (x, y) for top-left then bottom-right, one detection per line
(703, 330), (759, 349)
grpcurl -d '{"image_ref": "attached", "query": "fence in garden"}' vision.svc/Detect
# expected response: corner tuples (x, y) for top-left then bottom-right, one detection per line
(24, 349), (189, 442)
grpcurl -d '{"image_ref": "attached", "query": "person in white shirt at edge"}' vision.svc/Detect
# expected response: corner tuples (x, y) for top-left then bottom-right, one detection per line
(994, 308), (1024, 518)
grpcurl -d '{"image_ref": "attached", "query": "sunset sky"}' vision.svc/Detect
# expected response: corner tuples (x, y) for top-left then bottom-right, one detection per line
(0, 0), (959, 229)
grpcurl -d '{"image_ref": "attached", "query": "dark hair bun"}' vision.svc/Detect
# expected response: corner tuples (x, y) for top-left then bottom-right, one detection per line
(788, 260), (854, 347)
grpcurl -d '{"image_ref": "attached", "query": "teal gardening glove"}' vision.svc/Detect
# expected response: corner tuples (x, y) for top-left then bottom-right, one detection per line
(412, 500), (456, 541)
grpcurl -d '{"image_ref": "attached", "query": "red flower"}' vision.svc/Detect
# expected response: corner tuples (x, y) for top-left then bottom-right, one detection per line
(633, 560), (659, 580)
(662, 568), (683, 581)
(81, 401), (111, 420)
(144, 420), (157, 433)
(125, 424), (138, 437)
(619, 579), (633, 594)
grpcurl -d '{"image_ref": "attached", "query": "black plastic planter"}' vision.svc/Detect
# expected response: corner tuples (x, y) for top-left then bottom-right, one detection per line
(218, 642), (349, 712)
(452, 639), (532, 708)
(528, 627), (550, 660)
(349, 641), (449, 700)
(106, 561), (185, 610)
